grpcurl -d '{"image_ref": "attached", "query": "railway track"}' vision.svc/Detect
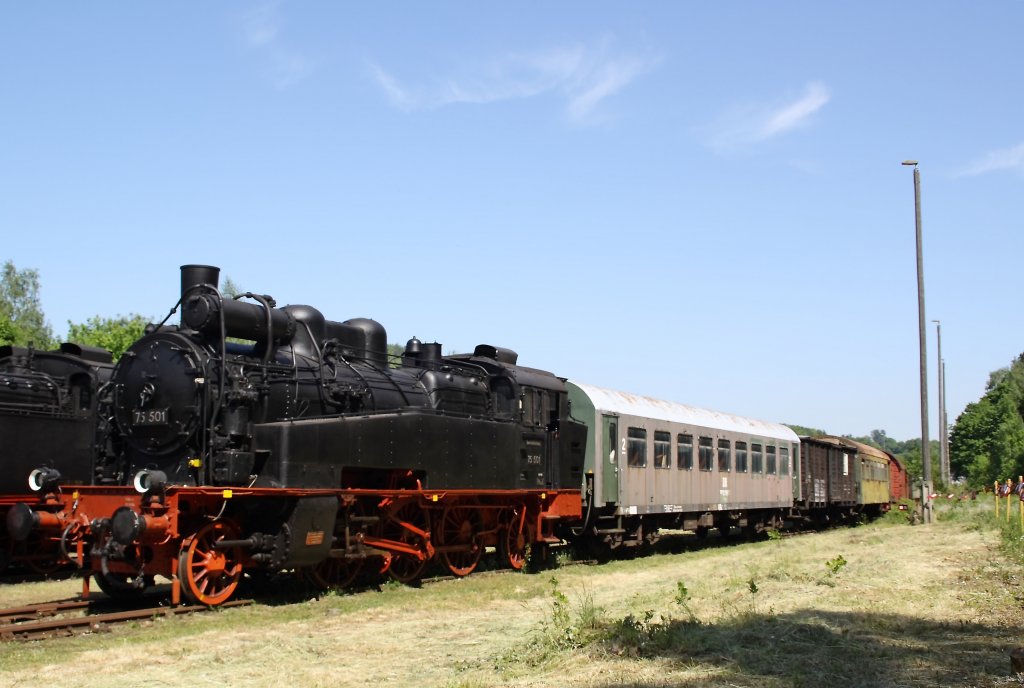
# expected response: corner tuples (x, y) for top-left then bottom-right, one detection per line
(0, 528), (819, 642)
(0, 597), (252, 641)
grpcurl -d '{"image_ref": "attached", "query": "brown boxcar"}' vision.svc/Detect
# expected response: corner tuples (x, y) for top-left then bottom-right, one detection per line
(798, 436), (857, 518)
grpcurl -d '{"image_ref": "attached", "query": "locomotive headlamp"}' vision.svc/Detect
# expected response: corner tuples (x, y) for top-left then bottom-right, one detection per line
(133, 469), (168, 494)
(28, 467), (62, 493)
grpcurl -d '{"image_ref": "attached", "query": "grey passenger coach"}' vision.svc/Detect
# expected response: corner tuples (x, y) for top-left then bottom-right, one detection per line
(567, 381), (801, 551)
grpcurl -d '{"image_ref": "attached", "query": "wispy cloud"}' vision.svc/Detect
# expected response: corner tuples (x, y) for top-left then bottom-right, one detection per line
(239, 2), (315, 89)
(366, 40), (658, 124)
(954, 142), (1024, 177)
(703, 82), (831, 151)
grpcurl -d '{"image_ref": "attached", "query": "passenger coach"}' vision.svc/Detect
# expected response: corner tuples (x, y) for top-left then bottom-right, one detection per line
(567, 382), (801, 550)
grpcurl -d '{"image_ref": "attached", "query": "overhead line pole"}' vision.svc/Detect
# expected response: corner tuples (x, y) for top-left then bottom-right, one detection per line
(903, 160), (932, 523)
(933, 320), (948, 486)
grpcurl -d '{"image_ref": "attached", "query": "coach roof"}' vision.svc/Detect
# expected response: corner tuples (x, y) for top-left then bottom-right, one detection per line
(569, 381), (800, 444)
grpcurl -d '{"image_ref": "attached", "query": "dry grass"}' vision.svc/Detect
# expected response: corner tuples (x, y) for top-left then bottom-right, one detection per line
(3, 503), (1023, 687)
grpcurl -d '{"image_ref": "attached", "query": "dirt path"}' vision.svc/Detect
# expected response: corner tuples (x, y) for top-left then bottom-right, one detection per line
(3, 510), (1022, 687)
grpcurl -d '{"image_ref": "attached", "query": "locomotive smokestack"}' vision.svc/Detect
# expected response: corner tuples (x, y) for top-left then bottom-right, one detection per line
(180, 265), (220, 326)
(180, 265), (220, 300)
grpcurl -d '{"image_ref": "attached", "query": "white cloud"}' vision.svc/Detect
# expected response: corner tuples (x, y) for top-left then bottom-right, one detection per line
(704, 82), (831, 151)
(367, 41), (658, 123)
(955, 142), (1024, 177)
(239, 2), (315, 90)
(242, 2), (279, 47)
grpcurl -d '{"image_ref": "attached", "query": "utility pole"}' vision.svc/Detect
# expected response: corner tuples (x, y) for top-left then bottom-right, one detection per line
(903, 160), (932, 523)
(942, 359), (950, 484)
(933, 320), (949, 485)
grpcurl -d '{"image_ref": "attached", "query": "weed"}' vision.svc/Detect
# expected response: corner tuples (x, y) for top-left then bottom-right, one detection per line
(767, 528), (783, 541)
(574, 584), (602, 631)
(607, 609), (670, 656)
(674, 580), (699, 624)
(825, 554), (848, 576)
(545, 576), (580, 650)
(817, 554), (847, 587)
(494, 577), (601, 673)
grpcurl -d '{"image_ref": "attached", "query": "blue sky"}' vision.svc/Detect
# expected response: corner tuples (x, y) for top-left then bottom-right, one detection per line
(2, 3), (1022, 441)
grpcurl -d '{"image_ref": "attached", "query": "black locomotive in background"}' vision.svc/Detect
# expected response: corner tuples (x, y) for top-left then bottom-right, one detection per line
(0, 342), (114, 571)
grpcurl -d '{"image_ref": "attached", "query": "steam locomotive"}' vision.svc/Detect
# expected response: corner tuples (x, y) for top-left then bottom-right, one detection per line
(8, 265), (584, 603)
(0, 342), (114, 572)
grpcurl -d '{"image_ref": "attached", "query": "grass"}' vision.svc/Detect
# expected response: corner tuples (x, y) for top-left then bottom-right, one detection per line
(3, 502), (1024, 687)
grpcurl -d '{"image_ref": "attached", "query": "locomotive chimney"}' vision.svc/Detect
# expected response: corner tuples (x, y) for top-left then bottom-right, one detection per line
(180, 265), (221, 326)
(180, 265), (220, 300)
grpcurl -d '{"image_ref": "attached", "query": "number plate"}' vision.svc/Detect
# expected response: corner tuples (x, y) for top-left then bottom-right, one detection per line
(133, 408), (169, 426)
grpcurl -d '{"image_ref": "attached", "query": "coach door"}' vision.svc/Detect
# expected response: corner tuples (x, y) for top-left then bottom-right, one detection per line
(601, 415), (620, 504)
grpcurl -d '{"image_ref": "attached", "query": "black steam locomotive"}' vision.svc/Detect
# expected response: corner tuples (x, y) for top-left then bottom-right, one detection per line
(0, 342), (114, 572)
(114, 264), (585, 494)
(9, 266), (585, 603)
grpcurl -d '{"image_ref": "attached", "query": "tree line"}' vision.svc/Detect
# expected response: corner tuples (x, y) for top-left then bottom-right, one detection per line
(949, 353), (1024, 488)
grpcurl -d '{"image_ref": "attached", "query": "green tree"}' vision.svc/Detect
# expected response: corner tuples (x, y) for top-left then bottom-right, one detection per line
(66, 314), (150, 360)
(0, 260), (53, 348)
(221, 276), (242, 299)
(950, 354), (1024, 487)
(785, 423), (829, 437)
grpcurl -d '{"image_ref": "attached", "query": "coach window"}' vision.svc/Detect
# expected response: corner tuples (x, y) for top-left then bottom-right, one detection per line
(735, 441), (748, 473)
(627, 427), (648, 468)
(654, 431), (671, 469)
(678, 434), (693, 470)
(717, 439), (731, 472)
(751, 443), (764, 474)
(698, 436), (713, 471)
(767, 445), (777, 475)
(780, 445), (790, 476)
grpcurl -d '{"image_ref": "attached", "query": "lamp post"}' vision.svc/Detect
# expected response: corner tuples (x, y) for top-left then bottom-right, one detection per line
(903, 160), (932, 523)
(932, 319), (949, 485)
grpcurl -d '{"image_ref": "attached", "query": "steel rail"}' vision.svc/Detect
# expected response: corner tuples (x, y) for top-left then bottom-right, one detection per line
(0, 599), (251, 641)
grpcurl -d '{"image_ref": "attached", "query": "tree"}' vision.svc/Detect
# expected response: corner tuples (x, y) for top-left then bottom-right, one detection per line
(221, 276), (242, 299)
(0, 260), (53, 348)
(785, 423), (829, 437)
(950, 353), (1024, 487)
(66, 314), (150, 360)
